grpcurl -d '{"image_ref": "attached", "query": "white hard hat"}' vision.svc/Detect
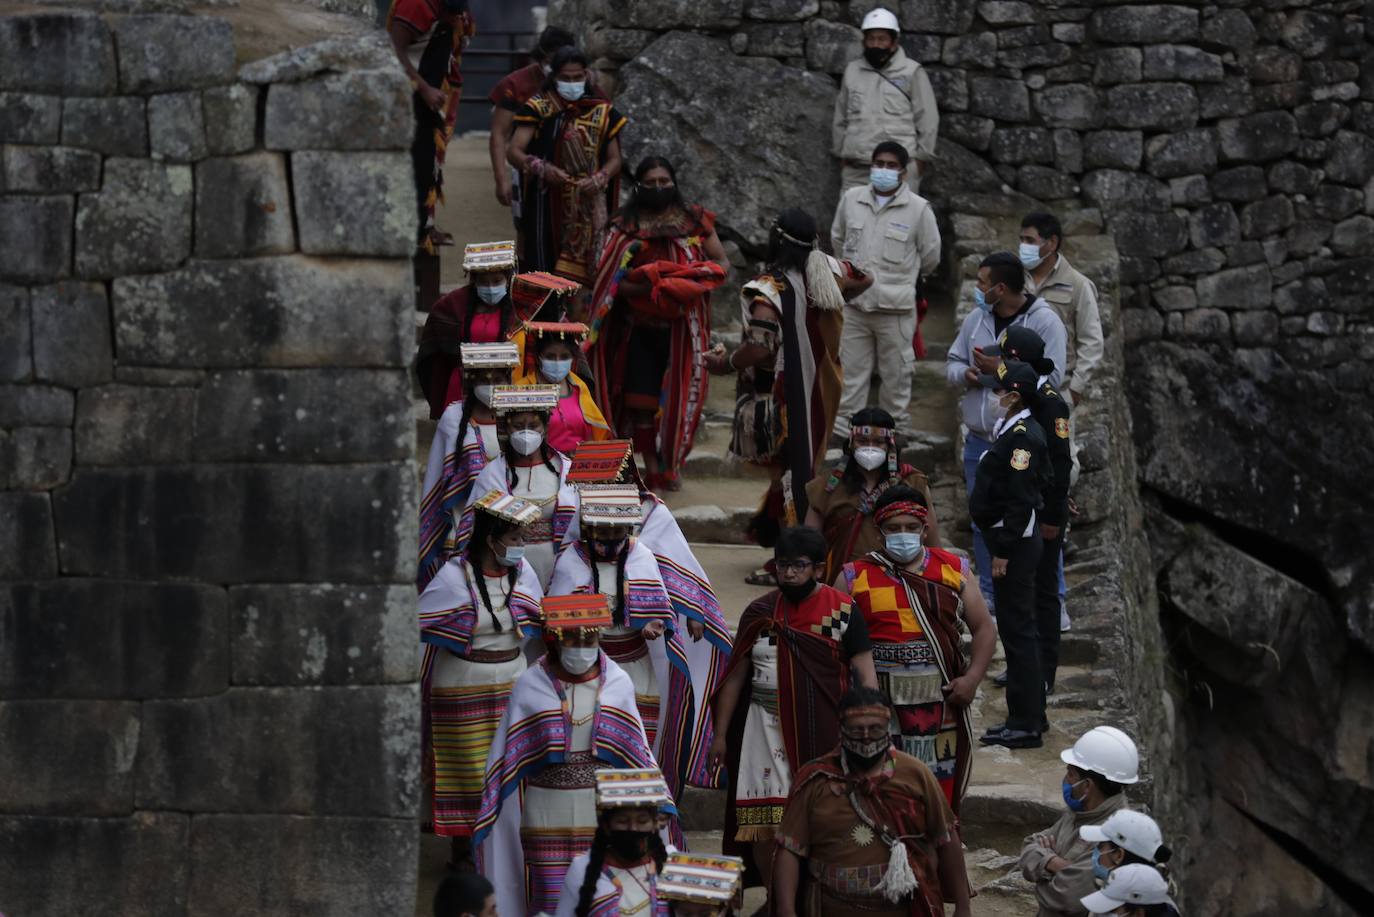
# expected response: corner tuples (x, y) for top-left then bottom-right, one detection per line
(1059, 725), (1140, 784)
(861, 7), (900, 33)
(1080, 864), (1174, 914)
(1079, 810), (1163, 861)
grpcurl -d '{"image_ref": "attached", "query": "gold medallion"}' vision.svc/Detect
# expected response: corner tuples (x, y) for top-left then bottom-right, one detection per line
(851, 824), (875, 847)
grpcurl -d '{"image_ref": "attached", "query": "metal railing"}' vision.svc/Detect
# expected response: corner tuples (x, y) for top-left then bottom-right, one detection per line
(459, 31), (536, 104)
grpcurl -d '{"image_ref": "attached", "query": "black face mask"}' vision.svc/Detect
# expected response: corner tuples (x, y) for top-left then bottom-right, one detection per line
(637, 186), (676, 211)
(863, 46), (895, 69)
(844, 746), (888, 772)
(607, 829), (652, 860)
(591, 538), (627, 560)
(778, 580), (817, 605)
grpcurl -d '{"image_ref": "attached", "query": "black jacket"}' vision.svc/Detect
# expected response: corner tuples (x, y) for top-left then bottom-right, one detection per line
(1028, 382), (1073, 529)
(969, 411), (1049, 558)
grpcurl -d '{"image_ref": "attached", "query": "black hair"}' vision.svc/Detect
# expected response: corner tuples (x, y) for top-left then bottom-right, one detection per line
(774, 525), (827, 565)
(1021, 211), (1063, 251)
(532, 333), (578, 358)
(767, 207), (817, 274)
(544, 46), (589, 90)
(1068, 763), (1125, 799)
(872, 484), (928, 515)
(586, 531), (630, 625)
(980, 251), (1025, 294)
(533, 25), (576, 62)
(871, 140), (910, 169)
(620, 156), (687, 224)
(466, 510), (520, 632)
(1131, 905), (1181, 917)
(502, 410), (559, 489)
(840, 684), (894, 715)
(1117, 845), (1174, 878)
(841, 406), (896, 492)
(575, 819), (670, 917)
(433, 872), (492, 917)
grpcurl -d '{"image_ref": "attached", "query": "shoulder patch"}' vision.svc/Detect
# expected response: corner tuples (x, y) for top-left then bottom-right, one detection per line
(1055, 417), (1070, 439)
(1011, 448), (1031, 471)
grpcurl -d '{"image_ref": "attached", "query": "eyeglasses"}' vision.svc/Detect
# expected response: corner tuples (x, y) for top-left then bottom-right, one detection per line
(841, 725), (889, 740)
(775, 560), (814, 574)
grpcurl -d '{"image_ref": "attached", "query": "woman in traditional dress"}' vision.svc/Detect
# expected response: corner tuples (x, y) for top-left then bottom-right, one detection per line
(584, 157), (730, 491)
(702, 208), (871, 585)
(555, 768), (675, 917)
(802, 406), (941, 583)
(461, 385), (577, 589)
(508, 47), (627, 287)
(838, 486), (997, 815)
(418, 342), (521, 592)
(707, 527), (878, 896)
(514, 321), (612, 454)
(418, 490), (544, 867)
(474, 595), (660, 917)
(417, 241), (526, 420)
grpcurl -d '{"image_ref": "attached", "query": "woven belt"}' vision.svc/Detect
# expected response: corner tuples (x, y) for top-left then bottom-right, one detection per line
(871, 641), (936, 667)
(528, 751), (598, 789)
(750, 684), (779, 716)
(526, 520), (554, 540)
(464, 647), (521, 664)
(601, 631), (648, 662)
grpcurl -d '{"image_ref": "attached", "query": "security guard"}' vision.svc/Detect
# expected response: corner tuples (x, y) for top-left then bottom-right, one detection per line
(987, 329), (1073, 694)
(970, 359), (1049, 749)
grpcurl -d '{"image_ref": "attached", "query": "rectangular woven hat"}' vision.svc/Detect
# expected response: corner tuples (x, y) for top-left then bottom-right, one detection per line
(593, 767), (673, 811)
(567, 440), (633, 484)
(524, 320), (589, 340)
(472, 489), (541, 526)
(541, 594), (613, 631)
(576, 483), (642, 526)
(489, 384), (560, 413)
(462, 240), (517, 272)
(512, 272), (582, 316)
(459, 342), (520, 369)
(657, 853), (745, 905)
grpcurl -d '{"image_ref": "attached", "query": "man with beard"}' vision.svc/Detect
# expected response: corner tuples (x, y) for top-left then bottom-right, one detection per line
(773, 686), (972, 917)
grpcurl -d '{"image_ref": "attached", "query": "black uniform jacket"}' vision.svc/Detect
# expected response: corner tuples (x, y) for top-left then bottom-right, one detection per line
(969, 410), (1049, 558)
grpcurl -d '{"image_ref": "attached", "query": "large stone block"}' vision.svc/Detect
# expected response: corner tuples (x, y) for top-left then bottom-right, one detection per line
(113, 14), (235, 93)
(1083, 131), (1143, 170)
(740, 22), (803, 57)
(1032, 84), (1099, 130)
(8, 426), (72, 489)
(1081, 170), (1171, 213)
(53, 464), (415, 583)
(0, 580), (227, 699)
(745, 0), (818, 20)
(148, 90), (208, 162)
(0, 492), (56, 578)
(195, 153), (296, 257)
(1210, 165), (1267, 202)
(968, 75), (1030, 122)
(1091, 5), (1198, 44)
(1189, 202), (1240, 248)
(291, 151), (413, 257)
(1, 144), (101, 192)
(1195, 264), (1272, 309)
(31, 281), (113, 387)
(1330, 215), (1374, 258)
(1217, 112), (1300, 164)
(202, 83), (258, 155)
(604, 0), (743, 28)
(0, 194), (72, 282)
(0, 700), (139, 813)
(1324, 130), (1374, 187)
(1108, 211), (1189, 258)
(899, 0), (976, 35)
(0, 12), (117, 95)
(0, 92), (62, 143)
(60, 96), (147, 156)
(1239, 195), (1295, 239)
(194, 369), (412, 462)
(614, 32), (839, 249)
(136, 686), (419, 815)
(1141, 43), (1223, 82)
(239, 33), (397, 85)
(0, 383), (73, 426)
(1091, 47), (1141, 85)
(1104, 83), (1198, 131)
(1145, 129), (1218, 179)
(230, 584), (418, 685)
(113, 256), (411, 368)
(990, 127), (1052, 164)
(1198, 78), (1253, 120)
(186, 815), (415, 917)
(1199, 9), (1256, 53)
(264, 69), (413, 151)
(0, 813), (190, 917)
(74, 384), (196, 465)
(803, 19), (861, 75)
(75, 158), (192, 278)
(0, 284), (29, 381)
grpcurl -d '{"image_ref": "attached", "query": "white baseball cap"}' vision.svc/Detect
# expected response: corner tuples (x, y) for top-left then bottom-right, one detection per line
(1081, 864), (1175, 914)
(1079, 810), (1164, 861)
(861, 8), (900, 32)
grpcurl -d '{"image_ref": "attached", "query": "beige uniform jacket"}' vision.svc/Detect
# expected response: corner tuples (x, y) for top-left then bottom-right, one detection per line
(832, 47), (939, 165)
(830, 183), (941, 313)
(1019, 793), (1129, 917)
(1025, 254), (1104, 399)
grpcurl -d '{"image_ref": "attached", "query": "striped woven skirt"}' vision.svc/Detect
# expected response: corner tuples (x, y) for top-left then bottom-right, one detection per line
(873, 641), (960, 806)
(430, 647), (527, 837)
(601, 628), (660, 749)
(521, 754), (599, 915)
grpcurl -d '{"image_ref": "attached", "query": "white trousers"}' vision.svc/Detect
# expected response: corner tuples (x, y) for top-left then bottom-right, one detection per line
(835, 307), (917, 436)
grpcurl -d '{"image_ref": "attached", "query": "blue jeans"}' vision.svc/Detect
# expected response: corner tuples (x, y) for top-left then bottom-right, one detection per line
(963, 433), (996, 612)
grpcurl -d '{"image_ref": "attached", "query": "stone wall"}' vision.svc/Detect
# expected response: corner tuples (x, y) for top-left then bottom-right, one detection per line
(549, 0), (1374, 911)
(0, 12), (419, 916)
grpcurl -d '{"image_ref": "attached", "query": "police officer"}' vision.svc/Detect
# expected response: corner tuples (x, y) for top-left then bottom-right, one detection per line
(970, 359), (1049, 749)
(987, 328), (1072, 695)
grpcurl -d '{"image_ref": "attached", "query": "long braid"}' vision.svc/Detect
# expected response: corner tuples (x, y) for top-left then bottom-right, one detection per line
(647, 828), (669, 873)
(467, 515), (512, 632)
(575, 827), (610, 917)
(614, 546), (628, 626)
(455, 393), (477, 462)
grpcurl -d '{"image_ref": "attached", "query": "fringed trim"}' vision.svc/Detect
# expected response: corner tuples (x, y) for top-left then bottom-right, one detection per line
(734, 825), (778, 843)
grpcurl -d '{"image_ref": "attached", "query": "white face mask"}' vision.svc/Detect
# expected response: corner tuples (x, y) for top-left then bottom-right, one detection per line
(476, 282), (506, 305)
(473, 384), (494, 406)
(560, 645), (598, 675)
(496, 543), (524, 567)
(853, 446), (887, 471)
(510, 428), (543, 456)
(1019, 241), (1046, 269)
(556, 79), (586, 101)
(540, 357), (573, 382)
